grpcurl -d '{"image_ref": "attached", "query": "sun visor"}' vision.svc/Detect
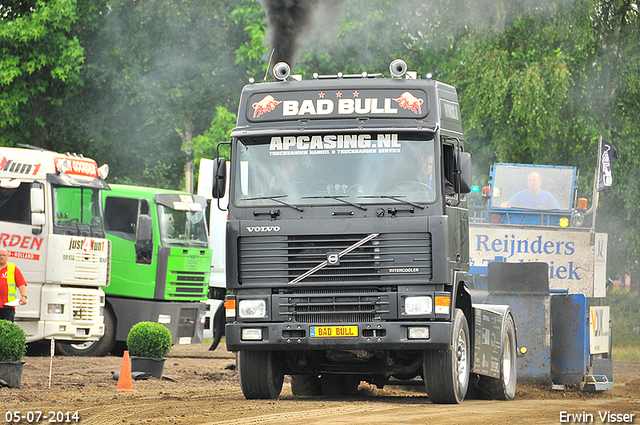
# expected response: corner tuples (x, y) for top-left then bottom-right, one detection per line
(46, 173), (110, 190)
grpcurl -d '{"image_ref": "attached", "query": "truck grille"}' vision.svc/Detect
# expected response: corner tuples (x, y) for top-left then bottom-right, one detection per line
(275, 288), (393, 323)
(71, 292), (100, 322)
(238, 232), (432, 286)
(167, 271), (208, 299)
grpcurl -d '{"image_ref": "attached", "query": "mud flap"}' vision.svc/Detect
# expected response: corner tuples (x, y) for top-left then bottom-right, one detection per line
(472, 304), (513, 379)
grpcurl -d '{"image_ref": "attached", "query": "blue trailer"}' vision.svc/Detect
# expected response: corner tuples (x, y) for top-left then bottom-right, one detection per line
(468, 163), (612, 391)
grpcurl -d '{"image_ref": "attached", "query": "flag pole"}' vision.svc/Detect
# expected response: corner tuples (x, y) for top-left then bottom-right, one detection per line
(590, 135), (603, 243)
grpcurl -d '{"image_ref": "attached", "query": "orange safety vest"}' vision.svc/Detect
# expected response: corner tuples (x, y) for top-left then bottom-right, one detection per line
(6, 262), (18, 303)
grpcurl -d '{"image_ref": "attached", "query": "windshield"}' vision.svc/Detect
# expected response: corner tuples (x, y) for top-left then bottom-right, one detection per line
(490, 164), (575, 210)
(53, 186), (105, 237)
(233, 133), (438, 208)
(158, 204), (208, 247)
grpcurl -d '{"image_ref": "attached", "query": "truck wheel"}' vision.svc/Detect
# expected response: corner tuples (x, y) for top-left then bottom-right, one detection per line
(320, 374), (360, 397)
(238, 351), (284, 399)
(423, 308), (470, 404)
(56, 307), (116, 357)
(477, 314), (517, 400)
(290, 374), (322, 396)
(208, 304), (225, 351)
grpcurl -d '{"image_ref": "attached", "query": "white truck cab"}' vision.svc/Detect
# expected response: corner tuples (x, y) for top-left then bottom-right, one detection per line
(0, 146), (109, 343)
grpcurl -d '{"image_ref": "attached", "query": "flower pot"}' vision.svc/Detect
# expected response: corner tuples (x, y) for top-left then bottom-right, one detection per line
(0, 361), (26, 388)
(130, 356), (166, 379)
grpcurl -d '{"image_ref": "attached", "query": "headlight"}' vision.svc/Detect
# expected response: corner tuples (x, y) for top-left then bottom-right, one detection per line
(48, 304), (65, 314)
(404, 296), (433, 315)
(238, 299), (267, 318)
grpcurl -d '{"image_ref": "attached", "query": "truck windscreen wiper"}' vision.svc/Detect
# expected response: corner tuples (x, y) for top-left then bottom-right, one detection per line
(358, 195), (425, 210)
(301, 195), (367, 211)
(240, 195), (304, 212)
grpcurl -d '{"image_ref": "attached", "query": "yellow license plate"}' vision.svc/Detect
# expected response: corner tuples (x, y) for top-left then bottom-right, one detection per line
(309, 326), (358, 338)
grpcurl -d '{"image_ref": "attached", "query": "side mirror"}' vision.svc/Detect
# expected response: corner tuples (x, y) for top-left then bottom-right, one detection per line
(212, 158), (227, 199)
(31, 185), (45, 213)
(136, 214), (153, 244)
(31, 183), (45, 234)
(457, 152), (472, 194)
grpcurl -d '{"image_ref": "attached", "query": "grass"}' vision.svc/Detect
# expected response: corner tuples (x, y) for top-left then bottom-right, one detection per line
(612, 345), (640, 361)
(601, 288), (640, 360)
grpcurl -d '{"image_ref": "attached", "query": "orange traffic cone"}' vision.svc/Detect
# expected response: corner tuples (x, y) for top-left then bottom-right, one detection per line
(117, 350), (135, 392)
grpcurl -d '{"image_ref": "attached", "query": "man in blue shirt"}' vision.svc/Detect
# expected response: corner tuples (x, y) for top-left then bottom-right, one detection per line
(501, 172), (560, 210)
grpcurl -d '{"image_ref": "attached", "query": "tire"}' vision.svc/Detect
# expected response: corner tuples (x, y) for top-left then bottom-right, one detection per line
(56, 307), (116, 357)
(423, 308), (470, 404)
(290, 374), (322, 396)
(320, 374), (360, 397)
(477, 314), (517, 400)
(238, 351), (284, 399)
(208, 304), (225, 351)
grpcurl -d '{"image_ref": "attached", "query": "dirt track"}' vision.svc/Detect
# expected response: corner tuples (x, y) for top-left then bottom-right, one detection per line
(2, 343), (639, 425)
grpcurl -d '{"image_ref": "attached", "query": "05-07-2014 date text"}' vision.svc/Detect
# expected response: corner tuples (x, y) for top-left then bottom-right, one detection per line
(5, 412), (80, 424)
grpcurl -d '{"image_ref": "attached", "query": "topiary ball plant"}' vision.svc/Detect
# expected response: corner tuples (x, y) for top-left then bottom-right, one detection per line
(0, 320), (27, 362)
(126, 322), (172, 358)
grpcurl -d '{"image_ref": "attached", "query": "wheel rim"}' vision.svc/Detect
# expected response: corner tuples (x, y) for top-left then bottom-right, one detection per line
(456, 327), (468, 386)
(503, 330), (513, 385)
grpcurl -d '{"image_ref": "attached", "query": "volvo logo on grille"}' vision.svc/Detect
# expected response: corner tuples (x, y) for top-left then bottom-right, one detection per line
(246, 226), (280, 232)
(327, 253), (340, 265)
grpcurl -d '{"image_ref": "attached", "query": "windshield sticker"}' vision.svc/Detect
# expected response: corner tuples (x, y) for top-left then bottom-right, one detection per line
(268, 134), (402, 156)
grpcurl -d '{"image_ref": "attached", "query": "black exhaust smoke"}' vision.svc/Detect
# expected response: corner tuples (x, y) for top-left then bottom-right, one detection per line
(259, 0), (344, 67)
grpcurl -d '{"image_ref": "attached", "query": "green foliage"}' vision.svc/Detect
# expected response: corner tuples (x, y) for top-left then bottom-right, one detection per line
(0, 0), (91, 134)
(126, 322), (172, 358)
(602, 288), (640, 347)
(0, 320), (27, 362)
(191, 106), (235, 163)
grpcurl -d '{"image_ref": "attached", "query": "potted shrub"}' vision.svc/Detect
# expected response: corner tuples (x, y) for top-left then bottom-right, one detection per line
(0, 320), (27, 388)
(126, 322), (172, 379)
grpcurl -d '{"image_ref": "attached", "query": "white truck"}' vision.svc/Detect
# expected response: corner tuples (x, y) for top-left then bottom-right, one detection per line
(0, 146), (109, 346)
(197, 158), (227, 350)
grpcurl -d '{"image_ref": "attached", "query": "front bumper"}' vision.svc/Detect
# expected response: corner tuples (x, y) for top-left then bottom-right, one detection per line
(226, 320), (453, 352)
(43, 320), (105, 342)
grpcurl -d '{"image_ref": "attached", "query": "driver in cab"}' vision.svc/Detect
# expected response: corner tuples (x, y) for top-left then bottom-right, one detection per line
(416, 153), (455, 197)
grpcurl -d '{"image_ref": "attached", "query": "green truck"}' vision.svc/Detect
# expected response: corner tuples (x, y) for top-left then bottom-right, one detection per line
(56, 184), (212, 356)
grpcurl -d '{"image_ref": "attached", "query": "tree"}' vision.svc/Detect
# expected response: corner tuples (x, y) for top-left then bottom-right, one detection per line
(54, 0), (263, 189)
(0, 0), (107, 147)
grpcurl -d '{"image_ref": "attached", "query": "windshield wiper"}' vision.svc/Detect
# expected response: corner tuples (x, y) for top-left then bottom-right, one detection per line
(358, 195), (425, 209)
(241, 195), (304, 212)
(301, 195), (367, 211)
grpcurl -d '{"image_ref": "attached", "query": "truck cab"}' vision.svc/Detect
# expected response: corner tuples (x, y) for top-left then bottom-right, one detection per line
(0, 146), (109, 345)
(213, 61), (517, 403)
(56, 184), (211, 356)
